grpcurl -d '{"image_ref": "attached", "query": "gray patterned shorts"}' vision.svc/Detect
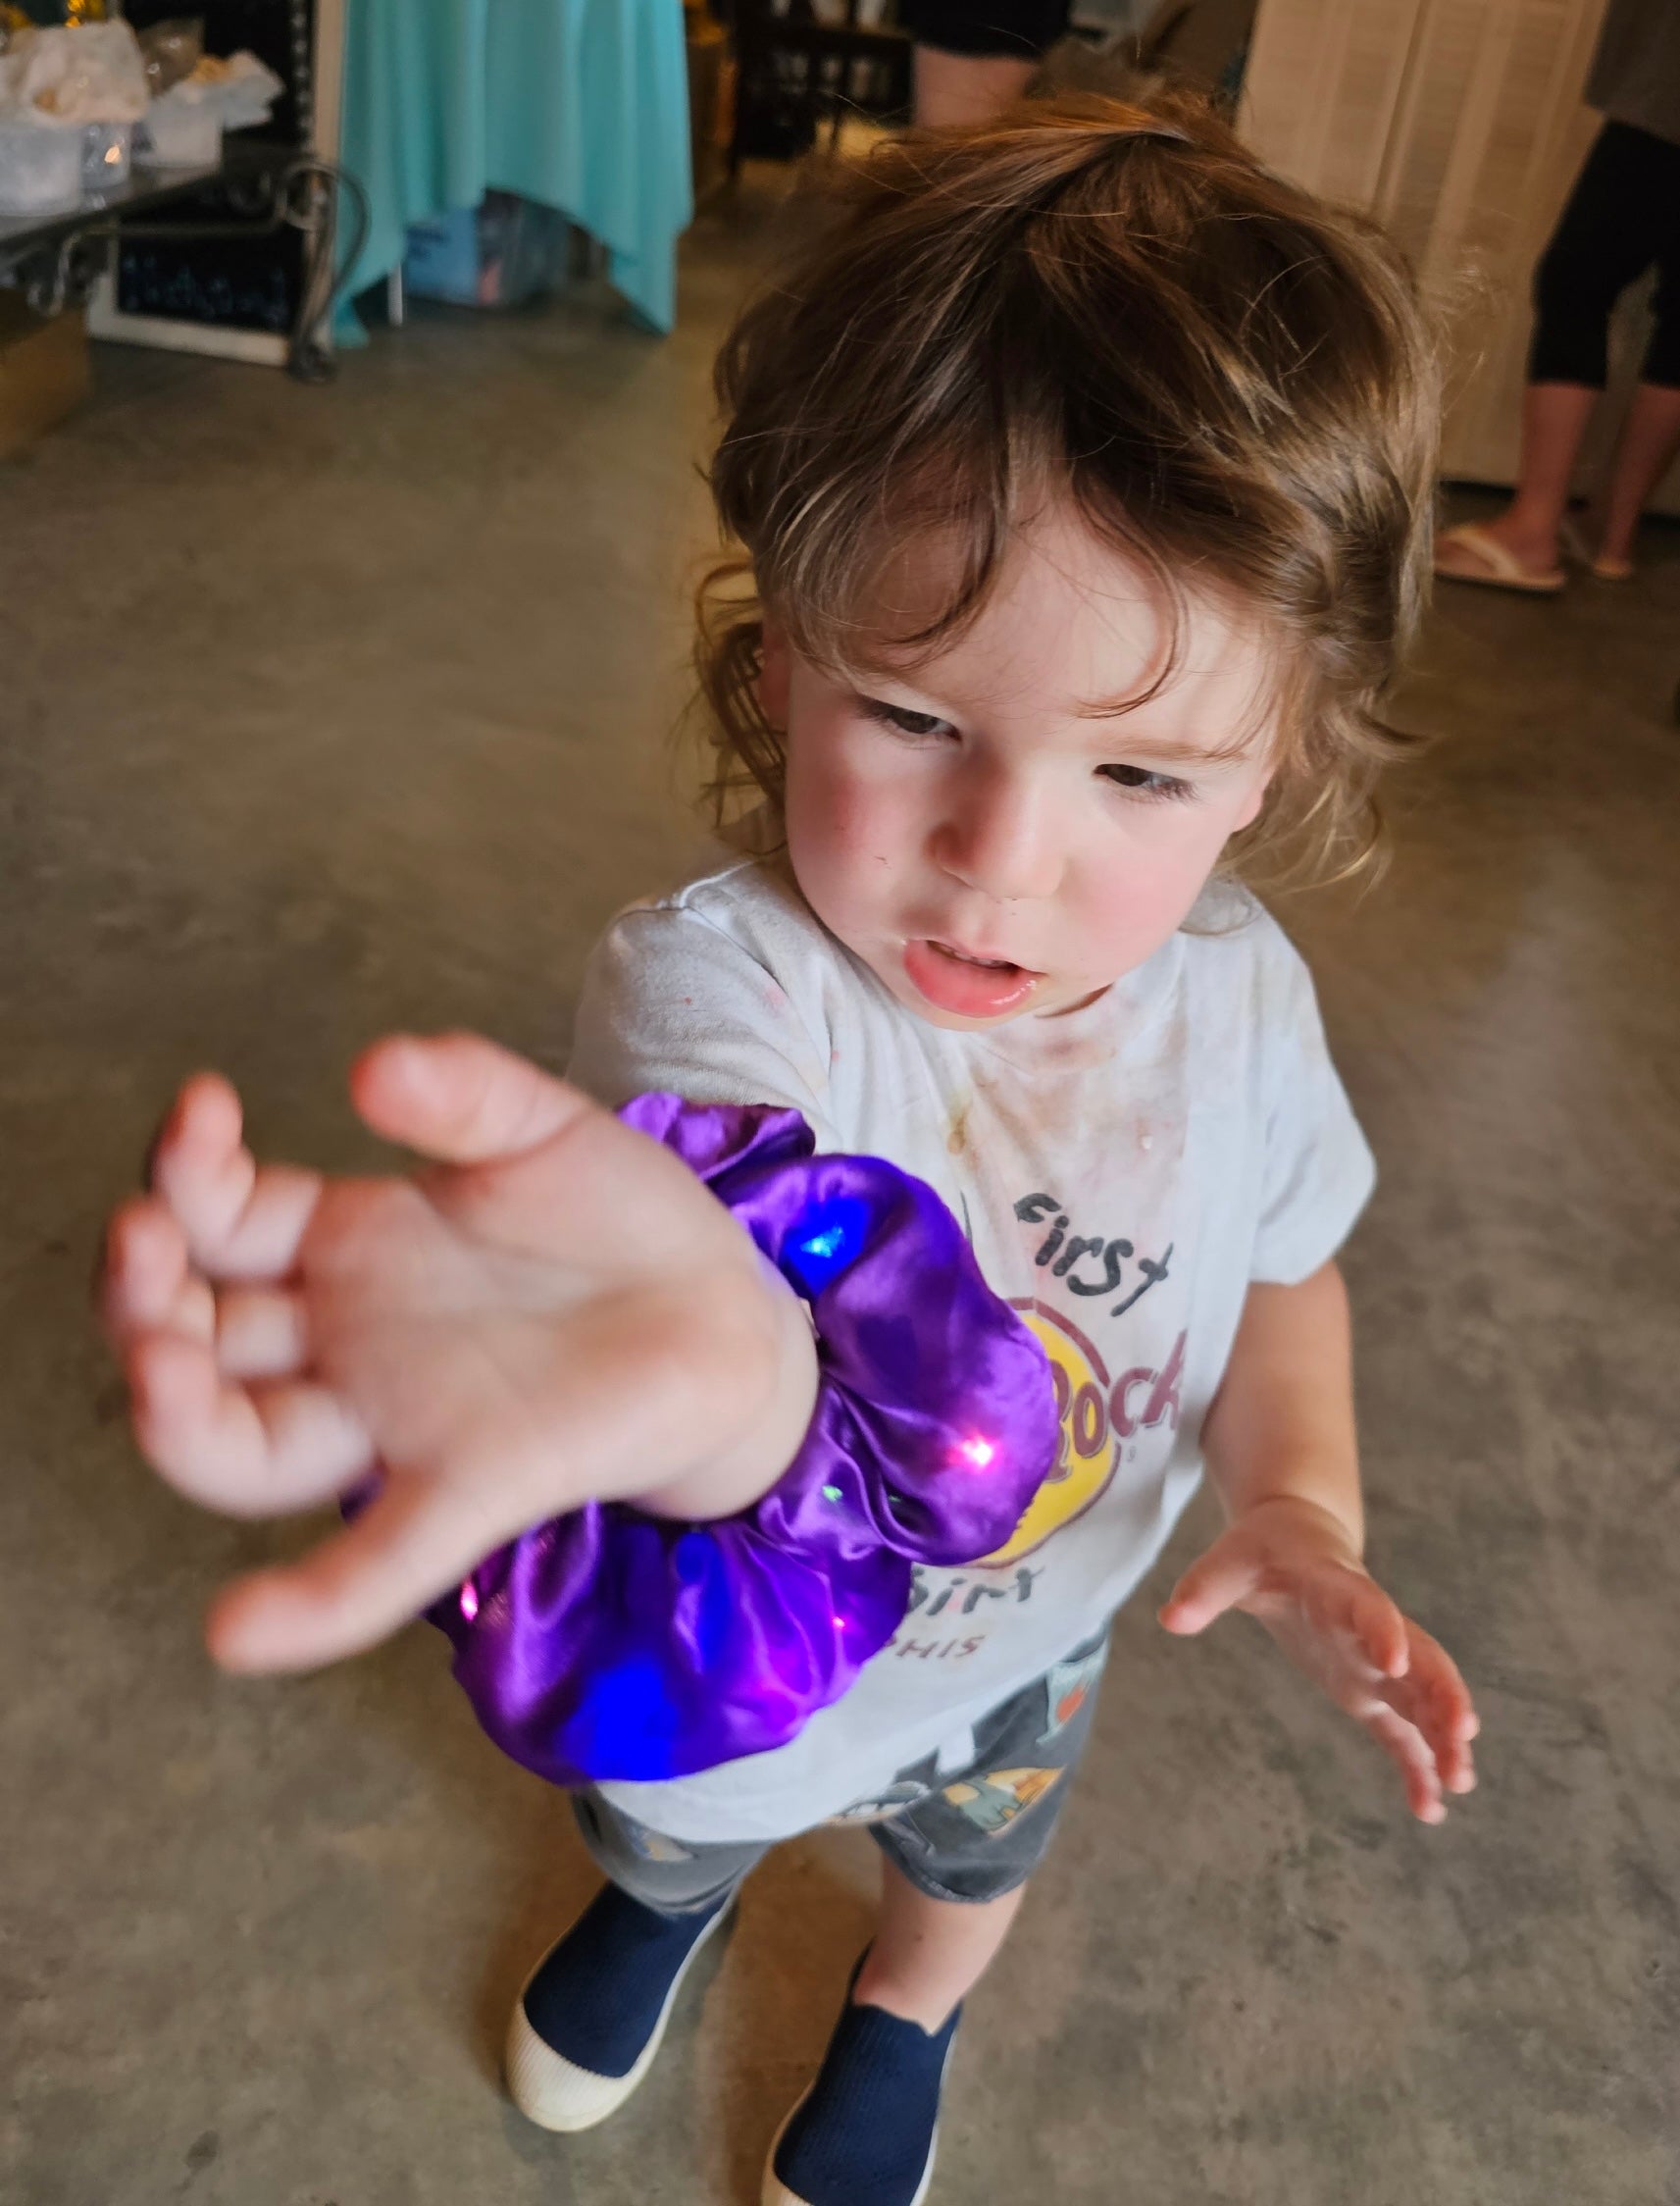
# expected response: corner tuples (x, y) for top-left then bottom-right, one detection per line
(573, 1629), (1109, 1911)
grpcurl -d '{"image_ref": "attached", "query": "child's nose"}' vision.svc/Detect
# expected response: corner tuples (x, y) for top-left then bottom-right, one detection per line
(932, 768), (1065, 904)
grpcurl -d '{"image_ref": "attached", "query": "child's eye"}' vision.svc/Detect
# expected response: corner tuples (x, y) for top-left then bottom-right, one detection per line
(1098, 762), (1193, 803)
(860, 697), (954, 741)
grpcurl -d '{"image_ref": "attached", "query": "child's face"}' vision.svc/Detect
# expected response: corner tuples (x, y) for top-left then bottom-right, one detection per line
(762, 505), (1278, 1029)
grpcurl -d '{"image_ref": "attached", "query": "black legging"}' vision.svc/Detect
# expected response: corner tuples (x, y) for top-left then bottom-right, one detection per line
(899, 0), (1071, 59)
(1530, 120), (1680, 390)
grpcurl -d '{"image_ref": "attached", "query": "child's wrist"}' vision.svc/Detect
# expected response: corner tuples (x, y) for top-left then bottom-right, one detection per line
(437, 1097), (1059, 1789)
(635, 1256), (819, 1521)
(1232, 1487), (1365, 1561)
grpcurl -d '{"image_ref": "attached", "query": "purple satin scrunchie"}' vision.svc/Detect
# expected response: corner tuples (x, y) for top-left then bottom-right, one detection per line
(428, 1096), (1057, 1788)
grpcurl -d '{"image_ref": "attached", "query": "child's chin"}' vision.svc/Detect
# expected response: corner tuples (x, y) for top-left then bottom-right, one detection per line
(915, 1000), (1036, 1031)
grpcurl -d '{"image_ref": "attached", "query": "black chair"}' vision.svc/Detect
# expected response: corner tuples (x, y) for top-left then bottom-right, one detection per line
(723, 0), (913, 175)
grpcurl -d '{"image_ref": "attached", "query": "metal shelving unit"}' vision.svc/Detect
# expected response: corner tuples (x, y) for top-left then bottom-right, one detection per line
(0, 161), (224, 294)
(1, 138), (353, 380)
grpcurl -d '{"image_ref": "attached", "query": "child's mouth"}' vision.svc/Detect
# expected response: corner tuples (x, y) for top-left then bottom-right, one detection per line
(903, 938), (1043, 1018)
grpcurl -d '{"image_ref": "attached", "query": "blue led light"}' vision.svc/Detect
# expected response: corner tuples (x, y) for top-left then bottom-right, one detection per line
(785, 1195), (871, 1295)
(565, 1655), (682, 1783)
(674, 1529), (714, 1583)
(671, 1528), (732, 1667)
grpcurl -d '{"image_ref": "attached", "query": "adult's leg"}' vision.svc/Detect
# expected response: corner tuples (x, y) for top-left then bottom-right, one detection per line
(904, 0), (1068, 127)
(913, 44), (1036, 127)
(1476, 383), (1601, 570)
(1594, 384), (1680, 569)
(1438, 124), (1659, 584)
(1589, 141), (1680, 569)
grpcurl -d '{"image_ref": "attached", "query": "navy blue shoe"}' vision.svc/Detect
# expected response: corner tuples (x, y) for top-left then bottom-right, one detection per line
(762, 1971), (961, 2206)
(505, 1883), (733, 2131)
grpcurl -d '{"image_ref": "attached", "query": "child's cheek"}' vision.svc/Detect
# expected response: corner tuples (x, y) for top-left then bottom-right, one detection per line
(1076, 827), (1217, 967)
(787, 739), (896, 925)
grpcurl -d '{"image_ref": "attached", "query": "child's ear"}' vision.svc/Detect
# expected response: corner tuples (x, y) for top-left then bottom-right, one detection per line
(758, 615), (790, 728)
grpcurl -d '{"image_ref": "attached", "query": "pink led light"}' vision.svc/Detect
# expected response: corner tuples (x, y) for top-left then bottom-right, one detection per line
(955, 1434), (996, 1468)
(458, 1580), (480, 1622)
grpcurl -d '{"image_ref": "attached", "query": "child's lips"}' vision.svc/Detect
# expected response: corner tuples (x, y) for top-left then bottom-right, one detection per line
(903, 937), (1044, 1017)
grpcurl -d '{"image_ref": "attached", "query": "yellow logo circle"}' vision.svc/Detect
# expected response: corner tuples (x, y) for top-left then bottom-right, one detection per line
(981, 1305), (1119, 1565)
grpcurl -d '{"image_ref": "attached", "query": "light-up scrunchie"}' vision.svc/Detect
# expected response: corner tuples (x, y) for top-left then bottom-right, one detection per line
(427, 1096), (1058, 1788)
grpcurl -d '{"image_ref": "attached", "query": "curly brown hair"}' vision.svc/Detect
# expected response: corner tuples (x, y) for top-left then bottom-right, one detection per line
(694, 91), (1440, 889)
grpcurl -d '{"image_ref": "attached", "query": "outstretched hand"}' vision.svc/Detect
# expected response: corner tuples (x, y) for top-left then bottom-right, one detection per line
(1159, 1495), (1478, 1823)
(100, 1035), (815, 1676)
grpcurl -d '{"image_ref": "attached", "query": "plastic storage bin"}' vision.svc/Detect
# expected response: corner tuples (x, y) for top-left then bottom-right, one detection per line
(403, 194), (573, 308)
(0, 121), (83, 216)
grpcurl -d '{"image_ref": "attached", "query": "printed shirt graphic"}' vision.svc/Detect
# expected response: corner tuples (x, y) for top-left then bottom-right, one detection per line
(568, 857), (1374, 1844)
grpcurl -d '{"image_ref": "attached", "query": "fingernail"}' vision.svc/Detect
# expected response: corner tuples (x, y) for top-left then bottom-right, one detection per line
(392, 1037), (445, 1091)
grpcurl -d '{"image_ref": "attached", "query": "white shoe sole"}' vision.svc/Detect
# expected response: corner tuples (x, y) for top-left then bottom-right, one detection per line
(759, 2086), (942, 2205)
(505, 1899), (733, 2134)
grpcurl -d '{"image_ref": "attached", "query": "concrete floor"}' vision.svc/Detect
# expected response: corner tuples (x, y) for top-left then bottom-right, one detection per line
(4, 180), (1678, 2206)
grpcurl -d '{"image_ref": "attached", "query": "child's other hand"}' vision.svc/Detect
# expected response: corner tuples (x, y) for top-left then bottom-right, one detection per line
(1157, 1495), (1479, 1823)
(99, 1035), (817, 1677)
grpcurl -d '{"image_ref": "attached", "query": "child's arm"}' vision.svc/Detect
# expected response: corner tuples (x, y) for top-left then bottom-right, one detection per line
(101, 1033), (819, 1676)
(1157, 1260), (1479, 1822)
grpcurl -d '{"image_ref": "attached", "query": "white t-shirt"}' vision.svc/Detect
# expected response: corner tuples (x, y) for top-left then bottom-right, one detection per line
(567, 855), (1374, 1843)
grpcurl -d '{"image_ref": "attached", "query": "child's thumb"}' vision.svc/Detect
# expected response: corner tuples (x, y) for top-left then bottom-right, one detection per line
(1158, 1538), (1260, 1637)
(349, 1033), (592, 1164)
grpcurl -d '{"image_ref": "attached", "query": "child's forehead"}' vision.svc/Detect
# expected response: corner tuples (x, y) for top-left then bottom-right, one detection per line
(840, 508), (1277, 734)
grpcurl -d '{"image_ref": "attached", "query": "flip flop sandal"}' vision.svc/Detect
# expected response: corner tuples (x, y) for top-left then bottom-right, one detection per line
(1434, 522), (1565, 594)
(1559, 517), (1635, 582)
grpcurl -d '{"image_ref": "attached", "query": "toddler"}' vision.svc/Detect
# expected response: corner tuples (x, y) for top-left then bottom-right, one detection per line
(103, 94), (1479, 2206)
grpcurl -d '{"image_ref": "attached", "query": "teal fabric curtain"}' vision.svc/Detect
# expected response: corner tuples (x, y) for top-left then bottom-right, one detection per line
(336, 0), (692, 338)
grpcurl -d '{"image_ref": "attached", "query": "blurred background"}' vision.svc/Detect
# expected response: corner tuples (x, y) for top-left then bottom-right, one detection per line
(2, 3), (1676, 2202)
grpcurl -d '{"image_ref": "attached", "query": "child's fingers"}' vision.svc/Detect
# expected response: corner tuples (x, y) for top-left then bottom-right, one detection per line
(1440, 1722), (1477, 1794)
(127, 1332), (373, 1516)
(204, 1472), (497, 1672)
(1383, 1680), (1474, 1798)
(1378, 1670), (1453, 1789)
(1363, 1702), (1447, 1824)
(147, 1072), (250, 1234)
(350, 1033), (593, 1166)
(1404, 1619), (1477, 1720)
(150, 1074), (323, 1283)
(1304, 1565), (1409, 1678)
(99, 1196), (215, 1350)
(1385, 1628), (1479, 1794)
(215, 1286), (311, 1381)
(103, 1207), (307, 1385)
(1158, 1536), (1262, 1636)
(1350, 1576), (1409, 1677)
